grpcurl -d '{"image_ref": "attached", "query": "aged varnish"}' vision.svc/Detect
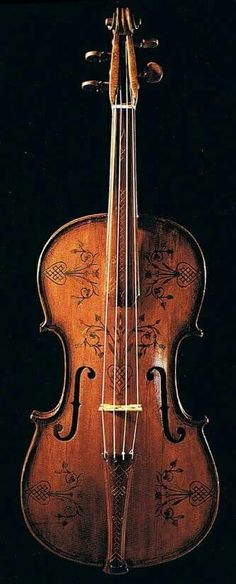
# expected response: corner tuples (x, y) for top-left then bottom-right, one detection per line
(21, 4), (219, 575)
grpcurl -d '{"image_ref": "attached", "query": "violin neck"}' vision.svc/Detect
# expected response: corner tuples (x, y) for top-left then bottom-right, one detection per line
(107, 101), (139, 306)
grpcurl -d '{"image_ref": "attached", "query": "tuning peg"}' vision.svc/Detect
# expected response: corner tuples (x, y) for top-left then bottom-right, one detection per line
(85, 51), (110, 64)
(140, 62), (163, 84)
(81, 80), (109, 94)
(105, 16), (115, 30)
(133, 16), (142, 30)
(138, 38), (159, 49)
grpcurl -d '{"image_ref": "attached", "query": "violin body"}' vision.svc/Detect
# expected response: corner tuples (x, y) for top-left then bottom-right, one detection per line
(21, 213), (219, 570)
(21, 5), (219, 574)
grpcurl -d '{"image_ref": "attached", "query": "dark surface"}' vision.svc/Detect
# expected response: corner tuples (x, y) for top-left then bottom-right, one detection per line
(0, 1), (235, 583)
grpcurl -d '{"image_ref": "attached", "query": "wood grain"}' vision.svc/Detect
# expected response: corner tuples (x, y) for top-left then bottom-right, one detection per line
(21, 213), (219, 568)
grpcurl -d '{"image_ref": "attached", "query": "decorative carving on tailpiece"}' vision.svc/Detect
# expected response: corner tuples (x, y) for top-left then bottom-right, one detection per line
(44, 241), (99, 305)
(144, 248), (200, 308)
(104, 457), (133, 572)
(26, 462), (83, 527)
(155, 460), (214, 527)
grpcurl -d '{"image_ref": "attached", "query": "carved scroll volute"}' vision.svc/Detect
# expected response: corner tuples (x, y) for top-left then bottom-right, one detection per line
(108, 7), (140, 107)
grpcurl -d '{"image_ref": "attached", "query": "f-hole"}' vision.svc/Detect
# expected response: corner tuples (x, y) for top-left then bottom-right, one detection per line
(147, 366), (185, 443)
(54, 366), (95, 441)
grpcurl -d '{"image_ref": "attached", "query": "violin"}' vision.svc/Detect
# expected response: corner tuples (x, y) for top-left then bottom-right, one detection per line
(21, 4), (219, 575)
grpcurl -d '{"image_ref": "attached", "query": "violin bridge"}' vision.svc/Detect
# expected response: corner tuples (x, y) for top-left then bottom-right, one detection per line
(99, 403), (142, 412)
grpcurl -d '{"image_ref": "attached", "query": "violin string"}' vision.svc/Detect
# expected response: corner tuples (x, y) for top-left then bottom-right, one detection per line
(102, 36), (140, 460)
(134, 105), (140, 298)
(131, 105), (140, 457)
(101, 101), (117, 458)
(112, 88), (123, 459)
(122, 40), (129, 459)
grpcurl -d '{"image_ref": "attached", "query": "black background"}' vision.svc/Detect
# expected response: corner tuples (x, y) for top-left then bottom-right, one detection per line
(1, 1), (235, 583)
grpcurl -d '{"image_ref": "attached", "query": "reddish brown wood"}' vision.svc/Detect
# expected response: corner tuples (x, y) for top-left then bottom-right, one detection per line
(21, 213), (219, 570)
(21, 6), (219, 573)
